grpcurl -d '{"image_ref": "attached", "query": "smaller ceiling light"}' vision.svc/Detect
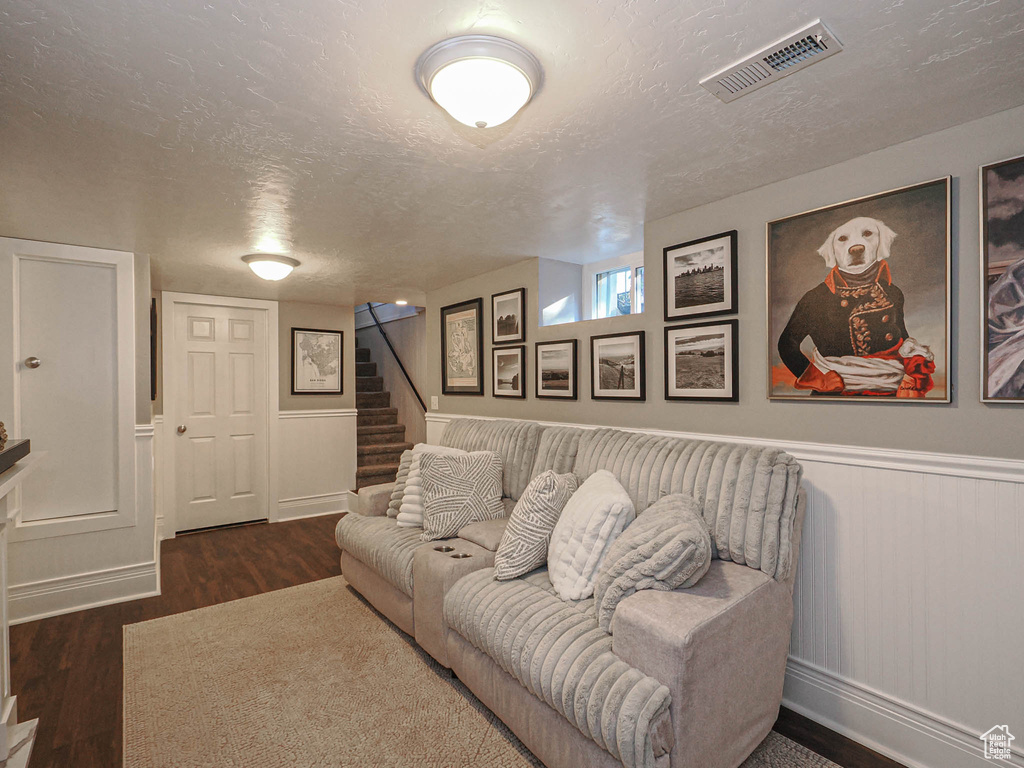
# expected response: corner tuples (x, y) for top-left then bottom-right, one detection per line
(395, 300), (408, 306)
(242, 253), (300, 281)
(416, 35), (542, 128)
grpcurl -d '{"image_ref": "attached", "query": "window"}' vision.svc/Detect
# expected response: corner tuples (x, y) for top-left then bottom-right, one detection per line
(584, 252), (645, 320)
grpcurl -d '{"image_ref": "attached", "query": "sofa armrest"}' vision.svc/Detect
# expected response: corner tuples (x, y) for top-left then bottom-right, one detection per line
(611, 561), (794, 768)
(357, 482), (395, 516)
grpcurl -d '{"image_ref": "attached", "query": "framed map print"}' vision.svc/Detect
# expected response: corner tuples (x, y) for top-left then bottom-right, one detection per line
(441, 297), (484, 395)
(981, 153), (1024, 402)
(291, 327), (343, 395)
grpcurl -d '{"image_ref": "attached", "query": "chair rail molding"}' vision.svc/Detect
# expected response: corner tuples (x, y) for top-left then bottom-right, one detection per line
(425, 412), (1024, 768)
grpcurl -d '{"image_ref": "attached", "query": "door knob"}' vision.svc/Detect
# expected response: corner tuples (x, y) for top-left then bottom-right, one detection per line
(177, 425), (187, 435)
(24, 357), (41, 369)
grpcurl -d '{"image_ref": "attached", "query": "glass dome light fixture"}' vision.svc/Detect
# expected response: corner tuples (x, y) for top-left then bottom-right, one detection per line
(415, 35), (542, 129)
(242, 253), (300, 281)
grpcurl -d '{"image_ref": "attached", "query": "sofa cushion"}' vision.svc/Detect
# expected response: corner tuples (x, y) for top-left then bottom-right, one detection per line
(420, 451), (504, 541)
(335, 514), (426, 598)
(387, 449), (415, 518)
(457, 517), (509, 552)
(548, 470), (635, 601)
(397, 444), (468, 528)
(495, 470), (579, 581)
(444, 568), (671, 768)
(439, 418), (543, 501)
(529, 425), (586, 479)
(573, 429), (803, 580)
(593, 494), (712, 632)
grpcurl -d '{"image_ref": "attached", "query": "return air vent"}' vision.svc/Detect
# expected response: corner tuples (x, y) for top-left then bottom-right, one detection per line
(700, 20), (842, 103)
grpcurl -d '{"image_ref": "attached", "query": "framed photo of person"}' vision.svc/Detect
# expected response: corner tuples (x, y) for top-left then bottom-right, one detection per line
(493, 345), (526, 398)
(981, 153), (1024, 403)
(535, 339), (577, 399)
(590, 331), (645, 401)
(441, 298), (484, 395)
(767, 177), (951, 403)
(291, 328), (343, 395)
(665, 320), (738, 402)
(663, 230), (737, 321)
(492, 287), (526, 344)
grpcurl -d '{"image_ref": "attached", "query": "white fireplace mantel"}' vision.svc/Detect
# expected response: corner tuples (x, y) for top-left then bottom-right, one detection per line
(0, 453), (43, 766)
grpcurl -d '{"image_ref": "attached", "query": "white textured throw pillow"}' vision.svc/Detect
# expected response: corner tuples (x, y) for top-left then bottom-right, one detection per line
(547, 470), (635, 601)
(494, 471), (579, 581)
(419, 451), (504, 541)
(395, 444), (467, 528)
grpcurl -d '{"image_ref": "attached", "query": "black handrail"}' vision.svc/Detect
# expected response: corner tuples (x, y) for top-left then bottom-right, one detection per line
(365, 303), (427, 412)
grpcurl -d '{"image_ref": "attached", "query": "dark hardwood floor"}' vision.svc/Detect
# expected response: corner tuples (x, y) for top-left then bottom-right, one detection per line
(10, 513), (904, 768)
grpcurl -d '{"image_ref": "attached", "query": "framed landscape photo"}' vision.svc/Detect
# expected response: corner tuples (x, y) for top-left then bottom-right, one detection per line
(665, 320), (738, 402)
(492, 287), (526, 344)
(291, 327), (343, 395)
(663, 230), (737, 321)
(441, 298), (484, 395)
(535, 339), (577, 399)
(768, 177), (951, 403)
(493, 345), (526, 398)
(981, 153), (1024, 403)
(590, 331), (645, 401)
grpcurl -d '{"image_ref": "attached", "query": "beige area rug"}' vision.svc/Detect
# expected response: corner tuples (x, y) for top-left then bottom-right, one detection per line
(124, 577), (839, 768)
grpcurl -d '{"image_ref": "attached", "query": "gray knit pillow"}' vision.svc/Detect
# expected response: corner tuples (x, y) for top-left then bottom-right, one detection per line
(419, 451), (504, 541)
(494, 471), (579, 580)
(593, 493), (712, 633)
(387, 449), (415, 518)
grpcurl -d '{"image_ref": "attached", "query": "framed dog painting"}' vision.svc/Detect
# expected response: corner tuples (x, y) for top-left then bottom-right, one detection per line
(767, 178), (950, 402)
(981, 153), (1024, 403)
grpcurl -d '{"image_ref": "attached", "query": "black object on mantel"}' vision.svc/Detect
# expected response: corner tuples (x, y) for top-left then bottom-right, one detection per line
(0, 440), (30, 476)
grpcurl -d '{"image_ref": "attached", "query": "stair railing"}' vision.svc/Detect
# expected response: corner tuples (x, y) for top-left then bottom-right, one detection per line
(364, 303), (427, 412)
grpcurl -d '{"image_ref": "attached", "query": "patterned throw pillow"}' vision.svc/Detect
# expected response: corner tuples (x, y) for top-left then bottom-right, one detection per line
(396, 444), (467, 528)
(494, 471), (579, 580)
(419, 451), (504, 541)
(547, 470), (635, 601)
(592, 493), (712, 632)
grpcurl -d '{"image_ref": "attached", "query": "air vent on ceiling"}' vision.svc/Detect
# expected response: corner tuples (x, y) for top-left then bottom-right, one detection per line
(699, 20), (842, 103)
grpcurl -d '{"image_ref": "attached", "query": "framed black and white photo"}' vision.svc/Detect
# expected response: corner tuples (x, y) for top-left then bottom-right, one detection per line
(492, 287), (526, 344)
(535, 339), (577, 399)
(981, 153), (1024, 403)
(291, 327), (343, 395)
(665, 320), (738, 402)
(493, 345), (526, 398)
(663, 230), (737, 321)
(441, 298), (484, 395)
(590, 331), (645, 401)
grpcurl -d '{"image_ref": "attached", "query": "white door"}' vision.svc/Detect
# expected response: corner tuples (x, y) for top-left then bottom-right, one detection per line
(170, 300), (270, 531)
(0, 238), (137, 538)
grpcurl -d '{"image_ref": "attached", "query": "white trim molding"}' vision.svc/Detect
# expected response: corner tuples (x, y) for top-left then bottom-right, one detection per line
(9, 560), (158, 625)
(277, 491), (349, 521)
(278, 408), (359, 419)
(426, 412), (1024, 768)
(276, 409), (357, 523)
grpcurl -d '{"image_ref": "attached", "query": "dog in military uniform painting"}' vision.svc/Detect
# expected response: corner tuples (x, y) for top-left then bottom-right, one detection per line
(768, 180), (950, 401)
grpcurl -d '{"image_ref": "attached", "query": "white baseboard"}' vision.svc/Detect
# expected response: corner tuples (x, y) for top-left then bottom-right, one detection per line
(9, 561), (159, 624)
(276, 491), (349, 522)
(784, 659), (1022, 768)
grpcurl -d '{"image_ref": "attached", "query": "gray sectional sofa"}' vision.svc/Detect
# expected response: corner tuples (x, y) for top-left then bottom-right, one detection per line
(335, 418), (805, 768)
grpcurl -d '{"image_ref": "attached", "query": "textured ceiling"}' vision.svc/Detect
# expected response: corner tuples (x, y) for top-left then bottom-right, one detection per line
(1, 0), (1024, 305)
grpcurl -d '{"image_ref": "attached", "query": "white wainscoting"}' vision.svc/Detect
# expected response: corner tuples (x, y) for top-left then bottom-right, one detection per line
(9, 423), (159, 624)
(426, 412), (1024, 768)
(277, 409), (356, 521)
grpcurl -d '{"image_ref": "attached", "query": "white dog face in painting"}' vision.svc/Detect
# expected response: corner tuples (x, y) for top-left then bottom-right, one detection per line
(817, 217), (897, 274)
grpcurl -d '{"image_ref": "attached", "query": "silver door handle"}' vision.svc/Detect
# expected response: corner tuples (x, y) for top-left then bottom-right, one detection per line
(177, 425), (187, 435)
(24, 357), (41, 369)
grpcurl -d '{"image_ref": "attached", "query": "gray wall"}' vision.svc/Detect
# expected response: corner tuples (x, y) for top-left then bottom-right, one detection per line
(278, 301), (355, 412)
(426, 104), (1024, 460)
(356, 311), (428, 445)
(537, 257), (582, 326)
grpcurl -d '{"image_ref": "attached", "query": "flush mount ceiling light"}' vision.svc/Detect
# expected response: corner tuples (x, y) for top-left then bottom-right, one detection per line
(242, 253), (300, 281)
(415, 35), (542, 128)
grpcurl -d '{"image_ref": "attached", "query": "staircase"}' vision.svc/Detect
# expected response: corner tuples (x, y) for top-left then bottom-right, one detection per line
(355, 342), (413, 489)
